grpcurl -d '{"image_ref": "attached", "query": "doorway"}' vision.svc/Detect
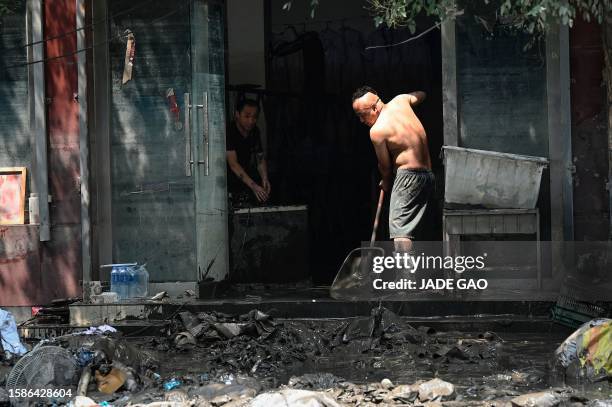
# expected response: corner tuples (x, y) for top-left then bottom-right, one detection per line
(99, 0), (228, 288)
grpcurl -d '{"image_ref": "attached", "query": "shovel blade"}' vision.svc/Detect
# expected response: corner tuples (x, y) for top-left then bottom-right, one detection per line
(330, 247), (385, 300)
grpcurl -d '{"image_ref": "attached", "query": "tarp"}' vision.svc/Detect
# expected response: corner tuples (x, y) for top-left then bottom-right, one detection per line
(555, 318), (612, 378)
(0, 308), (27, 356)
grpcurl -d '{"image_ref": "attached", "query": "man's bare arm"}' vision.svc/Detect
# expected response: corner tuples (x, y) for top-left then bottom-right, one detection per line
(370, 130), (393, 191)
(407, 91), (426, 106)
(227, 150), (269, 202)
(256, 153), (271, 194)
(227, 151), (256, 188)
(256, 153), (269, 183)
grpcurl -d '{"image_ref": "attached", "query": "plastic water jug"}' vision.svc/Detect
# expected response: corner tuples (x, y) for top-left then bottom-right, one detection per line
(130, 265), (149, 298)
(109, 263), (137, 300)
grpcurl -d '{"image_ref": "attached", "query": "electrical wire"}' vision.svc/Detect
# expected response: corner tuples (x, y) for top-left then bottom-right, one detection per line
(2, 0), (192, 70)
(1, 0), (175, 53)
(364, 22), (442, 50)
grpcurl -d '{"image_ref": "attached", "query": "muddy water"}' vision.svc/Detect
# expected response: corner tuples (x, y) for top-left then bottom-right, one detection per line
(289, 332), (562, 395)
(149, 320), (612, 401)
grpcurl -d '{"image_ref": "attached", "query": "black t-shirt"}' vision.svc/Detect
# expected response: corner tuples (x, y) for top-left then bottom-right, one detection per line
(226, 122), (263, 193)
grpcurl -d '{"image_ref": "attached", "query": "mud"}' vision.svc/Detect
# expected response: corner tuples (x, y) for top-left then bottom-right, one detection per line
(1, 308), (611, 406)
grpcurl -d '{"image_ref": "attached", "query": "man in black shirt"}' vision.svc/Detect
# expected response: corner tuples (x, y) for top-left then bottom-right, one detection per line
(226, 99), (271, 204)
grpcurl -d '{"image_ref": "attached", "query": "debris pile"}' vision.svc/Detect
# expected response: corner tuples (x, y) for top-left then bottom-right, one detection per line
(3, 310), (612, 406)
(161, 306), (502, 381)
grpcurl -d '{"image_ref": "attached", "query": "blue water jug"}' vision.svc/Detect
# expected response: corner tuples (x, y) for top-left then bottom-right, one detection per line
(109, 263), (138, 300)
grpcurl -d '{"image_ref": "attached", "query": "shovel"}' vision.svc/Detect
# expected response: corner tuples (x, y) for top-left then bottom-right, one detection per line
(330, 189), (386, 300)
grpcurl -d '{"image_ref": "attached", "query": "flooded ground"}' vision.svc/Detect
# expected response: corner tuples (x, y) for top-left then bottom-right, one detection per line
(3, 312), (611, 406)
(146, 316), (611, 403)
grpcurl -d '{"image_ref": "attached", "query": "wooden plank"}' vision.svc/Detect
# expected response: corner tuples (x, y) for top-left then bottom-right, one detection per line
(547, 24), (568, 278)
(441, 19), (458, 147)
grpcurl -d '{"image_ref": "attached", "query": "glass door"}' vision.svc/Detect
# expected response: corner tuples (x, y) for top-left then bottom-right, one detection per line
(108, 0), (228, 284)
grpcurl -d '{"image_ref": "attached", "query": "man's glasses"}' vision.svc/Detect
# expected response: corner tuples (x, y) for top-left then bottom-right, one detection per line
(355, 97), (380, 117)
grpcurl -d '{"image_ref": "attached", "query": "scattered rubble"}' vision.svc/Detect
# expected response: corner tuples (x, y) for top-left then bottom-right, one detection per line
(2, 310), (612, 406)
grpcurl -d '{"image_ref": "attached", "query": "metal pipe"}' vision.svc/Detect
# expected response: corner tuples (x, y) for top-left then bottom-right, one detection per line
(30, 0), (50, 241)
(77, 0), (91, 284)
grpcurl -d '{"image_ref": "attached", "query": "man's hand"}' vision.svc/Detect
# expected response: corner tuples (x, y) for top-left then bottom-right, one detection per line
(262, 178), (271, 195)
(407, 91), (426, 106)
(251, 183), (269, 203)
(379, 179), (391, 192)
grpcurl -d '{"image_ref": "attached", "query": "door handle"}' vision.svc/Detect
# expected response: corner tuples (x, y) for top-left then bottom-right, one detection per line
(184, 93), (193, 176)
(199, 92), (209, 176)
(185, 92), (209, 176)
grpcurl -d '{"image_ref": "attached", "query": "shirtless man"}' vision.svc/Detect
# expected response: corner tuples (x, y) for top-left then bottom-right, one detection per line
(352, 86), (434, 250)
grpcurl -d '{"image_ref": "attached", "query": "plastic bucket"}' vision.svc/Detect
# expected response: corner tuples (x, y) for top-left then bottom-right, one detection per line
(442, 146), (548, 209)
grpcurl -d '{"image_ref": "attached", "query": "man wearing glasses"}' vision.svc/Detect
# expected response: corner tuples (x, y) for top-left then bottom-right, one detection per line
(351, 86), (434, 253)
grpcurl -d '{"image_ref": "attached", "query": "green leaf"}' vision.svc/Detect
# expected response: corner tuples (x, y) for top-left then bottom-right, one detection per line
(282, 2), (291, 11)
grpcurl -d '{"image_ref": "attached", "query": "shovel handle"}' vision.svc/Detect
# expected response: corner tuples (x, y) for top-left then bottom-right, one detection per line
(370, 189), (385, 243)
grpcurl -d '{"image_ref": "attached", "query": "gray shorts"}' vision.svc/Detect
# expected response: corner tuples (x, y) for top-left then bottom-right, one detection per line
(389, 168), (435, 239)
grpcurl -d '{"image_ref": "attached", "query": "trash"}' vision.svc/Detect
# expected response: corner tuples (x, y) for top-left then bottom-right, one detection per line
(151, 291), (169, 301)
(77, 325), (118, 336)
(249, 389), (342, 407)
(555, 318), (612, 380)
(334, 307), (404, 353)
(76, 348), (95, 367)
(165, 389), (189, 402)
(288, 373), (345, 390)
(91, 336), (159, 375)
(0, 308), (28, 356)
(511, 391), (564, 406)
(210, 394), (232, 405)
(91, 292), (119, 304)
(417, 378), (455, 402)
(174, 331), (197, 349)
(72, 395), (98, 407)
(96, 367), (127, 394)
(164, 378), (182, 391)
(77, 366), (92, 396)
(380, 378), (393, 389)
(388, 384), (419, 403)
(112, 360), (140, 392)
(179, 311), (200, 330)
(221, 373), (235, 385)
(122, 30), (135, 84)
(211, 310), (275, 340)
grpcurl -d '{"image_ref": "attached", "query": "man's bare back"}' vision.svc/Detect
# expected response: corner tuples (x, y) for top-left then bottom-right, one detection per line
(371, 94), (431, 171)
(352, 87), (434, 243)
